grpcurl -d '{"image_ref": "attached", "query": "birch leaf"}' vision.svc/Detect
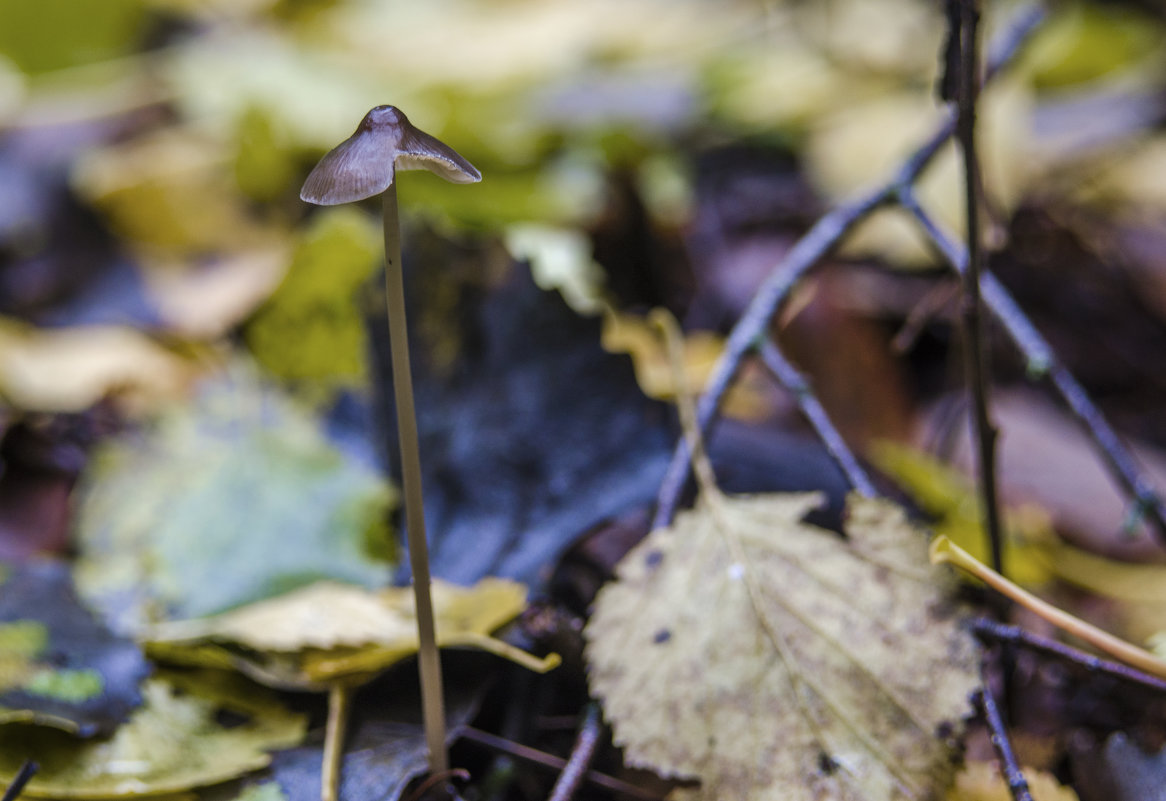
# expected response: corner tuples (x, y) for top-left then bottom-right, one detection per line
(585, 492), (978, 801)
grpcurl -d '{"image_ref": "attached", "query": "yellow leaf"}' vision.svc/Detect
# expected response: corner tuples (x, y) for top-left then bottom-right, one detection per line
(0, 319), (197, 413)
(947, 761), (1079, 801)
(146, 579), (559, 689)
(0, 670), (305, 798)
(586, 492), (978, 800)
(600, 311), (771, 421)
(805, 79), (1033, 268)
(870, 442), (1057, 586)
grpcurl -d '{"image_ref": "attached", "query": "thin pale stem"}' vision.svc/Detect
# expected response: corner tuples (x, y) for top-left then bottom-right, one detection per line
(322, 683), (352, 801)
(931, 536), (1166, 679)
(383, 184), (448, 775)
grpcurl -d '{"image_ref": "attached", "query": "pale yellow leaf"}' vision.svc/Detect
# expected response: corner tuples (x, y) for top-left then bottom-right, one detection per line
(586, 493), (978, 801)
(0, 670), (305, 798)
(947, 761), (1079, 801)
(146, 579), (559, 688)
(0, 319), (197, 413)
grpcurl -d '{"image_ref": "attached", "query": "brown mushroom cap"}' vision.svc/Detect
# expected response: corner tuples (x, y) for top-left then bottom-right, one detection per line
(300, 105), (482, 206)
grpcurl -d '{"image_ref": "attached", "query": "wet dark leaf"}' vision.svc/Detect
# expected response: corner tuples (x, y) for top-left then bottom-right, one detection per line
(374, 255), (673, 585)
(0, 560), (148, 737)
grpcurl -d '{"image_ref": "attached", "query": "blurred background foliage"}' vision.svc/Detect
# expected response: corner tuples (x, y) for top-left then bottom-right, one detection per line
(0, 0), (1164, 399)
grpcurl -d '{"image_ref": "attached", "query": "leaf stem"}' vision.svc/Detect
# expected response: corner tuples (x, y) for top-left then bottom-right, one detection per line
(931, 536), (1166, 679)
(383, 184), (448, 775)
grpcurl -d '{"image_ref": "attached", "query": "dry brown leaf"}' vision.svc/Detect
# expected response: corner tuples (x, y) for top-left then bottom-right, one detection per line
(585, 492), (978, 801)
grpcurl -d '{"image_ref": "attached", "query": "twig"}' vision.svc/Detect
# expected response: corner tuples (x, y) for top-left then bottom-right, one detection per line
(974, 681), (1033, 801)
(651, 5), (1046, 530)
(896, 189), (1166, 543)
(460, 727), (663, 801)
(546, 704), (603, 801)
(970, 618), (1166, 694)
(953, 0), (1006, 576)
(1, 762), (37, 801)
(756, 341), (877, 497)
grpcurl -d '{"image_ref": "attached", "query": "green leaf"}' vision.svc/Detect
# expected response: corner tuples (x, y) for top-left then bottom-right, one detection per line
(0, 0), (146, 75)
(74, 370), (395, 635)
(246, 208), (380, 387)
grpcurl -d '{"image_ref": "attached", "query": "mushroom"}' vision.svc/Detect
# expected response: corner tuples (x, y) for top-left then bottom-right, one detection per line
(301, 105), (480, 783)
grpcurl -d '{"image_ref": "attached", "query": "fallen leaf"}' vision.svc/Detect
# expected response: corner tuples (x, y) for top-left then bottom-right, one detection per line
(870, 442), (1058, 587)
(245, 208), (380, 388)
(600, 310), (771, 421)
(73, 369), (395, 635)
(947, 761), (1078, 801)
(805, 78), (1033, 267)
(144, 246), (290, 340)
(586, 492), (978, 800)
(71, 127), (277, 258)
(0, 561), (149, 736)
(0, 669), (306, 798)
(144, 578), (558, 689)
(0, 318), (197, 414)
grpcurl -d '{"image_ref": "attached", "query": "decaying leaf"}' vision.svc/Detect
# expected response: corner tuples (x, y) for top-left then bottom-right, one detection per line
(73, 371), (395, 635)
(0, 318), (197, 414)
(145, 578), (559, 689)
(245, 208), (381, 387)
(0, 670), (306, 798)
(870, 442), (1057, 587)
(586, 491), (978, 800)
(946, 761), (1078, 801)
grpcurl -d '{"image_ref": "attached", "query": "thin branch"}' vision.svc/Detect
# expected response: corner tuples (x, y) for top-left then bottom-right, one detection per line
(896, 189), (1166, 543)
(756, 341), (877, 497)
(974, 681), (1034, 801)
(546, 704), (603, 801)
(970, 618), (1166, 694)
(953, 0), (1006, 576)
(460, 727), (664, 801)
(651, 5), (1046, 530)
(1, 762), (37, 801)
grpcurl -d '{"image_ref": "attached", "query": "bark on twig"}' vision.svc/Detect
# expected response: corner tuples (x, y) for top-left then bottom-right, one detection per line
(952, 0), (1006, 576)
(975, 680), (1034, 801)
(756, 341), (877, 497)
(546, 704), (603, 801)
(897, 189), (1166, 545)
(651, 5), (1046, 530)
(971, 618), (1166, 693)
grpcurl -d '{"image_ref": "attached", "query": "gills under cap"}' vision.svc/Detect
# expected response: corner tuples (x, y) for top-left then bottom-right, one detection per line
(300, 105), (482, 206)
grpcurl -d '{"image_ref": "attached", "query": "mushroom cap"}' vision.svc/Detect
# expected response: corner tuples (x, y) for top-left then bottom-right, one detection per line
(300, 105), (482, 205)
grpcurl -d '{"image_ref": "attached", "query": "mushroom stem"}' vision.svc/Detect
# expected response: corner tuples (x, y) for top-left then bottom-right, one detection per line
(322, 683), (352, 801)
(382, 183), (449, 774)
